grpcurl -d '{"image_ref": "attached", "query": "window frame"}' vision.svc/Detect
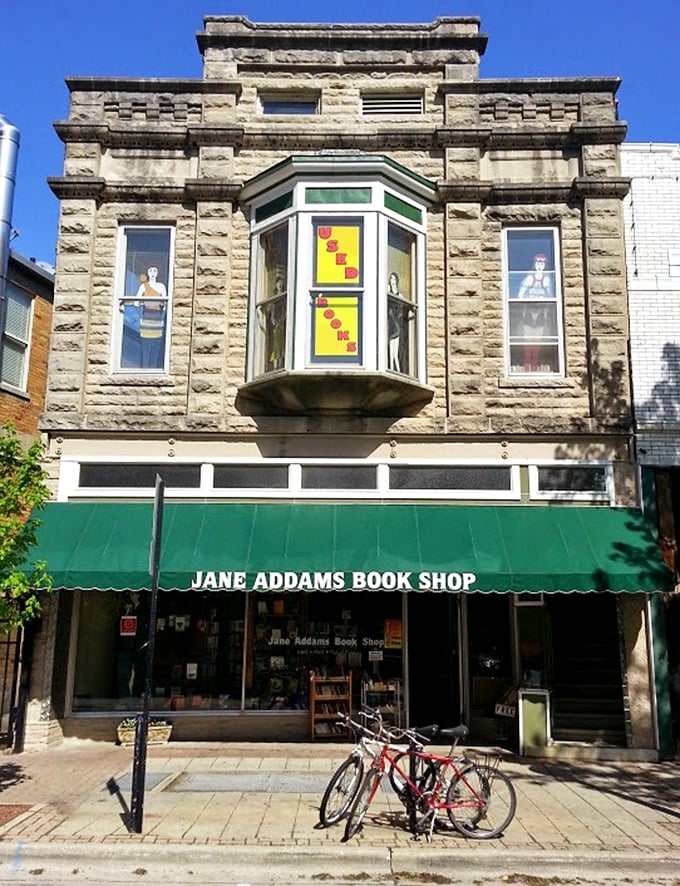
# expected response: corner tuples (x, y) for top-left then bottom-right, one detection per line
(111, 224), (175, 375)
(58, 456), (521, 502)
(527, 461), (614, 503)
(502, 226), (565, 378)
(0, 280), (34, 392)
(247, 178), (428, 382)
(258, 92), (320, 115)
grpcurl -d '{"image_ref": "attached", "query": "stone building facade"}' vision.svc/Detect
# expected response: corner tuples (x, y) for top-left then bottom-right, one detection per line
(21, 17), (672, 756)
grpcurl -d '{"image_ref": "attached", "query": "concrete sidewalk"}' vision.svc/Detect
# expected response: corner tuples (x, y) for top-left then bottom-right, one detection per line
(0, 741), (678, 856)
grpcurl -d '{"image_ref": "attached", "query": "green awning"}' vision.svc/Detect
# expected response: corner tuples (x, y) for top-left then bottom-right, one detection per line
(23, 501), (672, 594)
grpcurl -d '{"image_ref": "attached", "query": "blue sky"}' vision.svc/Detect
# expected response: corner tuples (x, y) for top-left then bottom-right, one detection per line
(2, 0), (679, 266)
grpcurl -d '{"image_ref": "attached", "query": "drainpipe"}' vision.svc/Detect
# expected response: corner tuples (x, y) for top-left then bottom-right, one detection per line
(0, 115), (20, 380)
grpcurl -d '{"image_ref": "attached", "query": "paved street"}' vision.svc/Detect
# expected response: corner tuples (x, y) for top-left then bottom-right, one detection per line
(0, 742), (678, 882)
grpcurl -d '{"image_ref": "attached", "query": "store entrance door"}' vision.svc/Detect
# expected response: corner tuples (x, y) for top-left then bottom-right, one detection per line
(407, 595), (460, 729)
(465, 594), (514, 745)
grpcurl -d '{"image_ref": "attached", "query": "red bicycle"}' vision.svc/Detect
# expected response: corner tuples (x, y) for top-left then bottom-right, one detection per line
(342, 724), (517, 842)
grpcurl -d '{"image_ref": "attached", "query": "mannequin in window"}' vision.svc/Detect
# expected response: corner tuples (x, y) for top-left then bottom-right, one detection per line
(387, 272), (411, 373)
(518, 253), (551, 372)
(266, 272), (286, 371)
(136, 266), (167, 369)
(518, 252), (552, 299)
(520, 303), (548, 372)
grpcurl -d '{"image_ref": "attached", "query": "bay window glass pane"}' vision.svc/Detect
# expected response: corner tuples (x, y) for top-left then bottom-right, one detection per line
(387, 223), (417, 376)
(119, 228), (171, 371)
(310, 293), (362, 364)
(387, 224), (415, 301)
(255, 224), (288, 374)
(313, 219), (363, 287)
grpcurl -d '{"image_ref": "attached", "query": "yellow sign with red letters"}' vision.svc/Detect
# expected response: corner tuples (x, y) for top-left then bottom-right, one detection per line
(315, 222), (362, 286)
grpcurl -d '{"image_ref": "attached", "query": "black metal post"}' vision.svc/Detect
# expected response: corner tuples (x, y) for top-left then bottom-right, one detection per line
(130, 475), (165, 834)
(408, 735), (417, 836)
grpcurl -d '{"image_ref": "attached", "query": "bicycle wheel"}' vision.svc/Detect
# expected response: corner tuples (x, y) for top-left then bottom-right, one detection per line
(388, 751), (438, 806)
(319, 755), (364, 827)
(342, 767), (382, 842)
(446, 763), (516, 839)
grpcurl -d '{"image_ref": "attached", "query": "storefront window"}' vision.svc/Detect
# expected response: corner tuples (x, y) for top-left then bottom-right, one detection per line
(71, 590), (403, 716)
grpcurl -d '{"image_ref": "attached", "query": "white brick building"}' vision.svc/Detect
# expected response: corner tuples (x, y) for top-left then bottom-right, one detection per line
(622, 143), (680, 751)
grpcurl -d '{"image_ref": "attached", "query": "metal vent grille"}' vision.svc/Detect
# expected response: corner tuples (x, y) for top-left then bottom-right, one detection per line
(361, 94), (424, 116)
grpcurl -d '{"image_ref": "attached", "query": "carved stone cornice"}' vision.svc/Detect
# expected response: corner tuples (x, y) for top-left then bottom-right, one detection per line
(184, 180), (242, 202)
(436, 181), (493, 203)
(54, 121), (246, 151)
(54, 119), (628, 154)
(47, 176), (106, 200)
(241, 129), (437, 151)
(438, 76), (622, 95)
(436, 178), (630, 205)
(435, 123), (627, 150)
(48, 176), (242, 205)
(570, 122), (627, 145)
(65, 77), (243, 96)
(571, 176), (630, 199)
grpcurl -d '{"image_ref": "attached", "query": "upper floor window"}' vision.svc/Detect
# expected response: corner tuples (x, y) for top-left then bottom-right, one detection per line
(112, 226), (174, 373)
(503, 227), (564, 377)
(241, 156), (435, 413)
(0, 282), (33, 391)
(258, 92), (320, 115)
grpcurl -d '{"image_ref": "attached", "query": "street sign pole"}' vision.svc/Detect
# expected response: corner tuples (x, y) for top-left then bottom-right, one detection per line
(130, 475), (165, 834)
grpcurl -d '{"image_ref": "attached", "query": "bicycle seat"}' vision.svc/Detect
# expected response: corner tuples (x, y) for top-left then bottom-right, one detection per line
(438, 724), (469, 742)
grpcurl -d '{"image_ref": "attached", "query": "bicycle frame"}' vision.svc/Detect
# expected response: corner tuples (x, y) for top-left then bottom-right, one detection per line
(353, 738), (485, 840)
(318, 706), (404, 828)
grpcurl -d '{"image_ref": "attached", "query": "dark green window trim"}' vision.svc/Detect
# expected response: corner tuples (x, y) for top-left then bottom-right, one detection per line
(255, 191), (293, 223)
(385, 192), (422, 224)
(305, 187), (372, 205)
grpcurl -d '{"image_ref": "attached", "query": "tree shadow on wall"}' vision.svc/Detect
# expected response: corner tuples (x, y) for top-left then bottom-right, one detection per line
(550, 336), (631, 462)
(636, 342), (680, 427)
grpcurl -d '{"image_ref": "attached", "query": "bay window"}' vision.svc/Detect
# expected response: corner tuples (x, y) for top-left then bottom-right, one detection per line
(240, 156), (435, 413)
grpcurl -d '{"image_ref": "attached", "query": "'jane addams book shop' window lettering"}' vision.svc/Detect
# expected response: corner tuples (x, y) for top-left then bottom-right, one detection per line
(191, 570), (478, 592)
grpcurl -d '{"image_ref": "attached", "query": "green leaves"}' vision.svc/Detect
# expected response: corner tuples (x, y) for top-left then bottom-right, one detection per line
(0, 421), (52, 627)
